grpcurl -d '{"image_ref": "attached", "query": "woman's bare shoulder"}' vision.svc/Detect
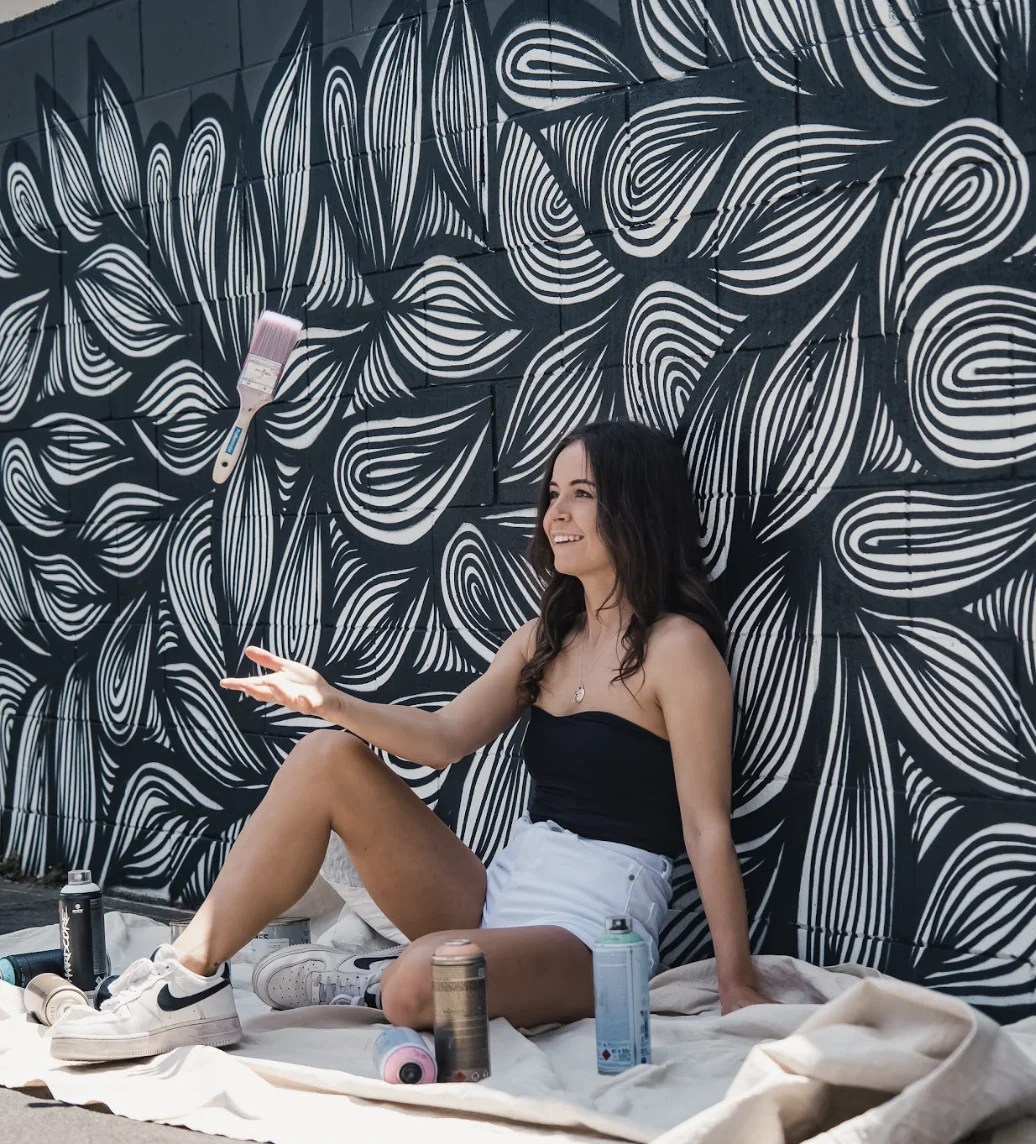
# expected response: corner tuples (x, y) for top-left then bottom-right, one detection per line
(511, 617), (539, 661)
(647, 614), (728, 674)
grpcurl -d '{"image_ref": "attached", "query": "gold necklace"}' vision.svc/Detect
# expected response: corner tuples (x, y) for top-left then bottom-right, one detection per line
(574, 628), (614, 704)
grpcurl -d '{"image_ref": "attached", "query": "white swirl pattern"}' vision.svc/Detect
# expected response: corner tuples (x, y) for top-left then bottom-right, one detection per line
(798, 660), (895, 968)
(93, 76), (142, 236)
(388, 257), (525, 379)
(859, 612), (1036, 797)
(624, 284), (741, 434)
(732, 0), (839, 94)
(835, 485), (1036, 596)
(631, 0), (722, 77)
(499, 120), (621, 303)
(914, 824), (1036, 1003)
(969, 570), (1036, 686)
(7, 162), (58, 251)
(0, 438), (64, 537)
(835, 0), (938, 107)
(0, 0), (1033, 1015)
(45, 108), (104, 244)
(497, 22), (637, 109)
(728, 556), (822, 815)
(604, 99), (743, 257)
(880, 120), (1028, 332)
(907, 287), (1036, 468)
(698, 126), (886, 294)
(500, 310), (609, 484)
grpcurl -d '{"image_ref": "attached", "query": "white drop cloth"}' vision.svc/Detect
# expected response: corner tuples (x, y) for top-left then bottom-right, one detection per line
(1, 909), (1035, 1143)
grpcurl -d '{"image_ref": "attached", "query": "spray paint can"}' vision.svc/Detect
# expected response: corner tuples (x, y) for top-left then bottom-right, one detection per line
(0, 949), (65, 987)
(168, 916), (193, 943)
(58, 869), (110, 992)
(373, 1026), (437, 1084)
(431, 938), (490, 1082)
(24, 973), (91, 1026)
(593, 915), (651, 1074)
(249, 916), (312, 962)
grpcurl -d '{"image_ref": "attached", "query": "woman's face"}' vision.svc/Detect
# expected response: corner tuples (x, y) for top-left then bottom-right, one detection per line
(543, 442), (611, 579)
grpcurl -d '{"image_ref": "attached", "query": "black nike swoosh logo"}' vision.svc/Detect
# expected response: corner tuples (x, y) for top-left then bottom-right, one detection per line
(352, 952), (400, 971)
(156, 976), (230, 1011)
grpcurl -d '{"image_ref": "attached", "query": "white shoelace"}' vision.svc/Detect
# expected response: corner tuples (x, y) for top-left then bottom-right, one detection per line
(101, 957), (169, 1011)
(317, 971), (376, 1006)
(327, 986), (371, 1007)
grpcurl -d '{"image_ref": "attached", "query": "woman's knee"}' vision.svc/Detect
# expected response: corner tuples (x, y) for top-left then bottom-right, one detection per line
(278, 729), (372, 783)
(380, 950), (435, 1029)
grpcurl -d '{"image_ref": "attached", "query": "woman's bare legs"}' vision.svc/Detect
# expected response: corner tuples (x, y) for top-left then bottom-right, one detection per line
(173, 730), (487, 975)
(380, 925), (594, 1030)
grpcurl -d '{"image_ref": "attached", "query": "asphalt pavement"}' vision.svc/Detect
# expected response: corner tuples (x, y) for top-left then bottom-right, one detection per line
(0, 878), (232, 1144)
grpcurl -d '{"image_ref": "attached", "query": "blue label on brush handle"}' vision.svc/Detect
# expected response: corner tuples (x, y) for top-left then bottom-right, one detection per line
(226, 427), (242, 455)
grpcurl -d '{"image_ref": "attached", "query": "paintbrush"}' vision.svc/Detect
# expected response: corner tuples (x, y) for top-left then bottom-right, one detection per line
(212, 310), (304, 484)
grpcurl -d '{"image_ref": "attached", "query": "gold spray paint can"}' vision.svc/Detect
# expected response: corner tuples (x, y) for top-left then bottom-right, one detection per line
(431, 938), (490, 1082)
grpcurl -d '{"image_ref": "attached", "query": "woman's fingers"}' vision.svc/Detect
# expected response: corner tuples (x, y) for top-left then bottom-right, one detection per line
(219, 657), (322, 717)
(220, 671), (314, 712)
(243, 645), (291, 669)
(222, 681), (271, 699)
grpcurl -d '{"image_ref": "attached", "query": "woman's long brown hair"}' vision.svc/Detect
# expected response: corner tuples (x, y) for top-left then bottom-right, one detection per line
(517, 420), (725, 707)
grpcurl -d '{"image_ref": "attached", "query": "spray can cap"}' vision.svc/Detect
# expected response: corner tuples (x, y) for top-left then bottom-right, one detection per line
(398, 1062), (422, 1084)
(68, 869), (92, 884)
(605, 916), (632, 933)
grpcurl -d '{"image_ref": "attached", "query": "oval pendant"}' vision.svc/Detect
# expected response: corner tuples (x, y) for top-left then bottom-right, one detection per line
(573, 685), (585, 703)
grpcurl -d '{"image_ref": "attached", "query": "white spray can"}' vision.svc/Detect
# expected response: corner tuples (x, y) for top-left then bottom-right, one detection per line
(592, 915), (651, 1074)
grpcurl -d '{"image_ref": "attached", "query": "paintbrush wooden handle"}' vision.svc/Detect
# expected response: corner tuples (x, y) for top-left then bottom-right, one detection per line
(212, 409), (255, 484)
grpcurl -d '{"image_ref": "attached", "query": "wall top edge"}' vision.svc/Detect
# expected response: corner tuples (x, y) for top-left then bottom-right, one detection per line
(0, 0), (112, 45)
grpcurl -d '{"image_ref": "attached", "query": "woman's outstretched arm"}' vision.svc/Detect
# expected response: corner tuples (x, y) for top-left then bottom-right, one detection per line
(651, 616), (769, 1012)
(220, 620), (537, 770)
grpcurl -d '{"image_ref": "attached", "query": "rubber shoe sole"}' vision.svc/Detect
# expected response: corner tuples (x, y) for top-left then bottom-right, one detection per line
(50, 1015), (243, 1062)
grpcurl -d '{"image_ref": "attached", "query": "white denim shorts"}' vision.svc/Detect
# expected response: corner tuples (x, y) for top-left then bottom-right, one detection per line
(481, 814), (674, 974)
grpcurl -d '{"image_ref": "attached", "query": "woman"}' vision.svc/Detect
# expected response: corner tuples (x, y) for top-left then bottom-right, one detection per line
(51, 420), (767, 1064)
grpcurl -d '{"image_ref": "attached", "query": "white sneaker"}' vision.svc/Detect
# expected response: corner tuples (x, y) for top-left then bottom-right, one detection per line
(49, 945), (241, 1062)
(251, 943), (405, 1010)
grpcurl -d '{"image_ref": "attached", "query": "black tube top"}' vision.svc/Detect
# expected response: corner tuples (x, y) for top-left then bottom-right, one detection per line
(523, 706), (684, 859)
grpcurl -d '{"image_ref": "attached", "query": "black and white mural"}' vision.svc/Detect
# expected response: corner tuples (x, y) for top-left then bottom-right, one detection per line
(0, 0), (1034, 1017)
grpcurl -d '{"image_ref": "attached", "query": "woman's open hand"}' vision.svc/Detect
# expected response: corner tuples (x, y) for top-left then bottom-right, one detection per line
(719, 983), (772, 1014)
(220, 646), (338, 720)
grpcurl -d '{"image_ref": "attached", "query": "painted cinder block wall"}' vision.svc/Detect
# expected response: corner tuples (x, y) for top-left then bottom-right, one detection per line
(0, 0), (1034, 1018)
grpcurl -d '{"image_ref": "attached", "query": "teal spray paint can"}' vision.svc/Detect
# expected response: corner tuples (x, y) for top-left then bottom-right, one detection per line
(593, 915), (651, 1074)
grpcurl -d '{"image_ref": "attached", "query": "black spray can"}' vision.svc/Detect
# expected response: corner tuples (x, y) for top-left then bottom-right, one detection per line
(59, 869), (109, 991)
(0, 949), (65, 987)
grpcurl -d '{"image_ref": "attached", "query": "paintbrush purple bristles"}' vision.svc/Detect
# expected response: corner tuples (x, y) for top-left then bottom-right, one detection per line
(212, 310), (303, 484)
